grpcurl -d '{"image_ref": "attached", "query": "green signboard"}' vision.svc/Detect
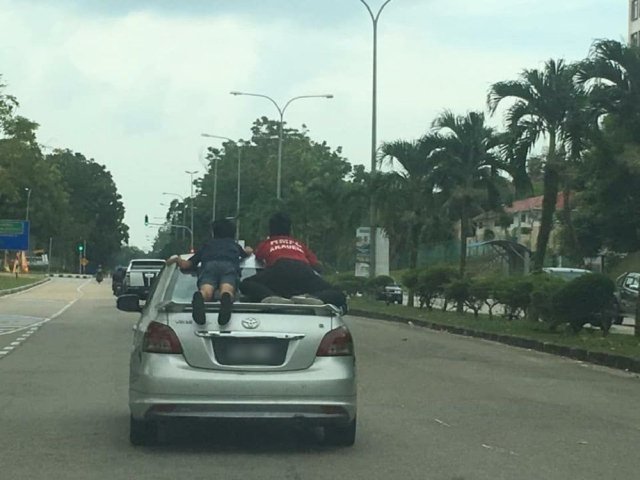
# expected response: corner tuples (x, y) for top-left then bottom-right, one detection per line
(0, 220), (24, 235)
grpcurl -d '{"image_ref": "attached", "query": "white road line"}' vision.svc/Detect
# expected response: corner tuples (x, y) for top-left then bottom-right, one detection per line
(0, 279), (90, 361)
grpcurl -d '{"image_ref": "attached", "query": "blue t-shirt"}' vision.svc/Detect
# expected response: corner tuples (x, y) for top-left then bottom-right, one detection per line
(190, 238), (248, 268)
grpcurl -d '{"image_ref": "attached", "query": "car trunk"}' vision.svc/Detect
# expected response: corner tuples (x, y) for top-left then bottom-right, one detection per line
(163, 302), (336, 372)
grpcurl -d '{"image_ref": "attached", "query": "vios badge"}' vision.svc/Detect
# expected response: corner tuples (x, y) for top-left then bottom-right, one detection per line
(241, 318), (260, 329)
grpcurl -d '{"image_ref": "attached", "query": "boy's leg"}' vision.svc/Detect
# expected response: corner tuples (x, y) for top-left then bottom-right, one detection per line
(239, 270), (277, 302)
(217, 264), (239, 326)
(191, 287), (208, 326)
(217, 282), (235, 326)
(200, 284), (215, 302)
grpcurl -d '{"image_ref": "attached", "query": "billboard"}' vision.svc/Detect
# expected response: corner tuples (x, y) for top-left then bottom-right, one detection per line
(355, 227), (389, 277)
(0, 220), (29, 251)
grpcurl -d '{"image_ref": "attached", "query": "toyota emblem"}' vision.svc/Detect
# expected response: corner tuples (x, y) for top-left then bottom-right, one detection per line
(241, 318), (260, 329)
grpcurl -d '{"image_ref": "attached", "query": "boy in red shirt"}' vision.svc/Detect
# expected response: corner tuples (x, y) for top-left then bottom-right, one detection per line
(240, 212), (347, 311)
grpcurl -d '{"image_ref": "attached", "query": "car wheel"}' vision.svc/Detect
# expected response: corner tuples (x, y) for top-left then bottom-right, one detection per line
(323, 418), (356, 447)
(129, 415), (158, 446)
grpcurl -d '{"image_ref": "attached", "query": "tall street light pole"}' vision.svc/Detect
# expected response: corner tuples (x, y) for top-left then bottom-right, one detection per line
(25, 187), (32, 252)
(201, 133), (243, 239)
(230, 91), (333, 201)
(25, 187), (32, 222)
(359, 0), (393, 278)
(185, 171), (198, 251)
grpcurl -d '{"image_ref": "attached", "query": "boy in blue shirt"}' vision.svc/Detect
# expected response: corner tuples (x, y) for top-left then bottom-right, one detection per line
(168, 219), (251, 326)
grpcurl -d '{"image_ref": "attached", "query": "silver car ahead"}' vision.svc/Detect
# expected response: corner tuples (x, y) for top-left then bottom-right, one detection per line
(117, 257), (357, 446)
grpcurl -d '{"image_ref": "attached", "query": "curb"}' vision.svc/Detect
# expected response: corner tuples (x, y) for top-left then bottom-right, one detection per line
(0, 277), (51, 297)
(349, 308), (640, 374)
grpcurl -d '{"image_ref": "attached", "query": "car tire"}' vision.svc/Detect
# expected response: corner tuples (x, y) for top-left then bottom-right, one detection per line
(129, 415), (158, 446)
(323, 418), (356, 447)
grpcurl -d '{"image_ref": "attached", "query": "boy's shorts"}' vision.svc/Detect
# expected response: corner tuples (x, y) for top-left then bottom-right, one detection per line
(198, 260), (239, 289)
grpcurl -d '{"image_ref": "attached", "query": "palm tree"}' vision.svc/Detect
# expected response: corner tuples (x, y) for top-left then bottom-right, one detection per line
(377, 138), (445, 306)
(577, 39), (640, 142)
(430, 110), (505, 279)
(488, 59), (587, 271)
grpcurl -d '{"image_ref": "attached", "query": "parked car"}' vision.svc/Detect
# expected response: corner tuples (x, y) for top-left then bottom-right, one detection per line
(614, 272), (639, 323)
(375, 283), (404, 304)
(122, 259), (165, 299)
(542, 267), (592, 282)
(117, 255), (357, 447)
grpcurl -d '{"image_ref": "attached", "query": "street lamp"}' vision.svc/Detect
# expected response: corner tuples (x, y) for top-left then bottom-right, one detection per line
(185, 170), (198, 251)
(25, 187), (32, 221)
(201, 133), (243, 239)
(230, 91), (333, 200)
(162, 192), (191, 248)
(359, 0), (393, 278)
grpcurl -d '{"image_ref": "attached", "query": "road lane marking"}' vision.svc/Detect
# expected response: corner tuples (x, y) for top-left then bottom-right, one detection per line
(0, 279), (90, 361)
(434, 418), (451, 427)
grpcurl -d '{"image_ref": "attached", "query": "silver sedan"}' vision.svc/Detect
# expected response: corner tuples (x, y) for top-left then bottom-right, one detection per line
(117, 257), (357, 446)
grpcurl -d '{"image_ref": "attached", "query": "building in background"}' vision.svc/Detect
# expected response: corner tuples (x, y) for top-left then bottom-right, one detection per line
(631, 0), (640, 46)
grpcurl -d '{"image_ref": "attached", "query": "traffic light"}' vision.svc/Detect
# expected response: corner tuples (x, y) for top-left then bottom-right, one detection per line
(77, 243), (84, 253)
(144, 214), (149, 226)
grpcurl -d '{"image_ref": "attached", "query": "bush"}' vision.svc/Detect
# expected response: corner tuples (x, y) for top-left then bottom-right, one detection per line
(552, 273), (616, 334)
(444, 279), (471, 312)
(365, 275), (395, 295)
(332, 274), (367, 296)
(401, 269), (419, 307)
(468, 277), (498, 318)
(528, 273), (566, 325)
(416, 265), (458, 310)
(494, 276), (533, 319)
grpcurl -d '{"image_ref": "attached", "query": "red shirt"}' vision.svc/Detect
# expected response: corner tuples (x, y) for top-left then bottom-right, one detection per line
(255, 235), (319, 268)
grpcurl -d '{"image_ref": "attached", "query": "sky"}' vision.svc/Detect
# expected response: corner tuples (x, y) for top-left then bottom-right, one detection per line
(0, 0), (628, 250)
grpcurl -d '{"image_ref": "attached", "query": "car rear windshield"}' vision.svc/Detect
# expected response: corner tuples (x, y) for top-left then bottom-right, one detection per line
(129, 261), (165, 270)
(166, 265), (260, 303)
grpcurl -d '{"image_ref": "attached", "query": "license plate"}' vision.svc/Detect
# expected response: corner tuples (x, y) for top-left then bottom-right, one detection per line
(212, 338), (288, 366)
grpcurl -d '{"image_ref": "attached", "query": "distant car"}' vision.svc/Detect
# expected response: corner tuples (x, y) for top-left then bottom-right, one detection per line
(542, 267), (592, 282)
(614, 272), (639, 323)
(117, 255), (357, 447)
(122, 259), (165, 299)
(375, 283), (404, 304)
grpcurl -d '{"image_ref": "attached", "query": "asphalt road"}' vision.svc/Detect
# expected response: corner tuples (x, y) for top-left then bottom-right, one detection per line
(1, 279), (640, 480)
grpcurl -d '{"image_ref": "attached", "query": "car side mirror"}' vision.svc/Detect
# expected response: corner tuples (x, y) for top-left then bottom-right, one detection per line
(117, 294), (142, 312)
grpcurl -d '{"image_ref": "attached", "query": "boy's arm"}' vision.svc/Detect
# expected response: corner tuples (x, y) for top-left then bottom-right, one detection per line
(167, 255), (193, 271)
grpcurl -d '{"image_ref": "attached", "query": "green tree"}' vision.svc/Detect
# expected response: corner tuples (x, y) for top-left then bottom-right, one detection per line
(577, 39), (640, 143)
(488, 59), (588, 271)
(377, 138), (447, 268)
(179, 118), (367, 271)
(48, 150), (129, 268)
(430, 110), (506, 280)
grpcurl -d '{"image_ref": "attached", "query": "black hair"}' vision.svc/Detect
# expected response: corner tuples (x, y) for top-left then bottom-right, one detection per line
(269, 212), (291, 236)
(211, 219), (235, 239)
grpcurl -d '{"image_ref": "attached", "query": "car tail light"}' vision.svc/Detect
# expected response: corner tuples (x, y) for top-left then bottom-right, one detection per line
(143, 321), (183, 354)
(316, 326), (354, 357)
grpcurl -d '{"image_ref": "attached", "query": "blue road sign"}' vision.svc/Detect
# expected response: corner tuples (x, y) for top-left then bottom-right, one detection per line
(0, 220), (29, 250)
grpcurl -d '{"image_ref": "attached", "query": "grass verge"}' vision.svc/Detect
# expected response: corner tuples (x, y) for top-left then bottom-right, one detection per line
(0, 273), (45, 291)
(349, 297), (640, 359)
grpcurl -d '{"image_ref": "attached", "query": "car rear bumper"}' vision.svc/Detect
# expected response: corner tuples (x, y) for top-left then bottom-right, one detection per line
(129, 354), (357, 423)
